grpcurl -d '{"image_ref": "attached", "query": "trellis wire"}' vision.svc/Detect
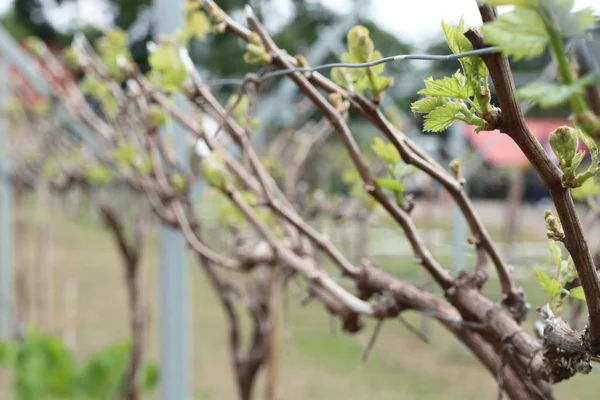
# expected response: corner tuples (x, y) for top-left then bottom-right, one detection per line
(204, 22), (600, 88)
(205, 47), (501, 87)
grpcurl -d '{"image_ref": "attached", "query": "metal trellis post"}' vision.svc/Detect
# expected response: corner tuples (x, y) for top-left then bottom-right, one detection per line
(154, 1), (190, 399)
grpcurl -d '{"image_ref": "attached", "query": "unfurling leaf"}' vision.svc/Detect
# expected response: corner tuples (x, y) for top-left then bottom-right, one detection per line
(148, 44), (187, 93)
(371, 137), (400, 165)
(418, 71), (473, 99)
(244, 33), (271, 64)
(170, 173), (187, 193)
(571, 177), (600, 201)
(517, 83), (583, 108)
(113, 143), (137, 166)
(141, 362), (160, 391)
(375, 177), (404, 194)
(533, 268), (562, 303)
(331, 67), (352, 89)
(549, 126), (578, 169)
(568, 287), (586, 301)
(423, 102), (463, 132)
(548, 239), (562, 271)
(333, 25), (393, 97)
(202, 154), (229, 188)
(186, 11), (211, 41)
(394, 163), (419, 178)
(85, 165), (113, 186)
(544, 210), (565, 241)
(481, 8), (548, 60)
(346, 25), (374, 63)
(148, 104), (167, 128)
(96, 28), (132, 79)
(411, 97), (445, 114)
(226, 94), (260, 130)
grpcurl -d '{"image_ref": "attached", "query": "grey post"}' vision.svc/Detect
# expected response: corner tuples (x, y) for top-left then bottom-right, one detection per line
(154, 0), (190, 399)
(0, 55), (14, 339)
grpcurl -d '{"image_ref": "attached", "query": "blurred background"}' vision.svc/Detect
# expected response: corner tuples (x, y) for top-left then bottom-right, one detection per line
(1, 0), (600, 399)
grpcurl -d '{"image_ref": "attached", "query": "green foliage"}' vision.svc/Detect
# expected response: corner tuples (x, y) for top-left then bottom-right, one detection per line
(371, 137), (400, 165)
(331, 25), (393, 99)
(544, 209), (564, 241)
(419, 71), (473, 99)
(97, 28), (133, 80)
(410, 97), (444, 114)
(0, 331), (159, 399)
(216, 190), (278, 232)
(148, 104), (167, 128)
(374, 178), (404, 193)
(202, 153), (229, 188)
(370, 137), (418, 206)
(112, 143), (138, 166)
(225, 94), (260, 130)
(412, 19), (490, 133)
(171, 173), (187, 193)
(482, 8), (548, 60)
(243, 33), (271, 65)
(185, 11), (211, 41)
(422, 102), (464, 133)
(62, 47), (81, 69)
(549, 126), (578, 169)
(148, 44), (187, 94)
(533, 240), (583, 314)
(549, 126), (600, 187)
(517, 74), (600, 108)
(481, 0), (597, 60)
(571, 177), (600, 201)
(80, 76), (119, 119)
(23, 36), (45, 56)
(533, 268), (562, 306)
(85, 165), (114, 186)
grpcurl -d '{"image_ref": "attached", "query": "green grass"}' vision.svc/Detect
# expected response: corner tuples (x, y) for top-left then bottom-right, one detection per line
(3, 199), (599, 399)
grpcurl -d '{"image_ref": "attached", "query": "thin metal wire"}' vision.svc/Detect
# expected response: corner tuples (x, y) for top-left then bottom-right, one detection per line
(205, 47), (502, 87)
(203, 22), (600, 88)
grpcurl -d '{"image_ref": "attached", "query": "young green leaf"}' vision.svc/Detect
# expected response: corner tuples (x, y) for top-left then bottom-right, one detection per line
(331, 67), (353, 89)
(148, 45), (187, 93)
(442, 18), (473, 57)
(517, 82), (583, 108)
(548, 240), (562, 271)
(186, 11), (211, 41)
(346, 25), (374, 63)
(571, 177), (600, 201)
(423, 102), (463, 132)
(481, 8), (548, 60)
(533, 268), (562, 302)
(85, 165), (114, 186)
(568, 286), (586, 300)
(545, 2), (597, 37)
(141, 362), (160, 391)
(418, 71), (473, 99)
(411, 97), (445, 114)
(171, 174), (187, 193)
(333, 25), (393, 97)
(371, 137), (401, 165)
(112, 144), (137, 166)
(202, 154), (229, 188)
(96, 28), (132, 79)
(394, 163), (419, 178)
(375, 178), (404, 194)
